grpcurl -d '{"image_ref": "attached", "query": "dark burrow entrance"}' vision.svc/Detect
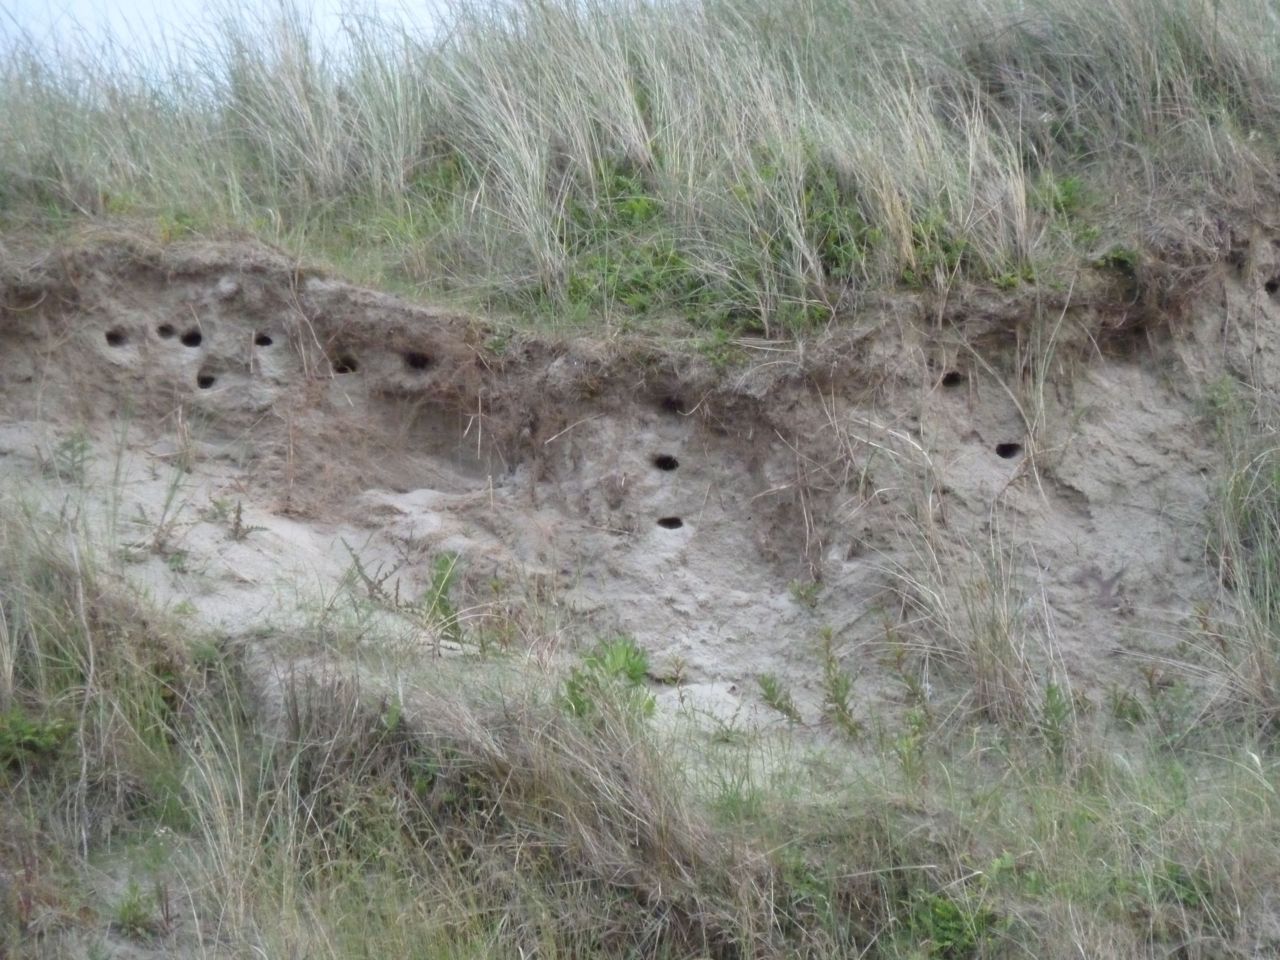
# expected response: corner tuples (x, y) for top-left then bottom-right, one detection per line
(403, 351), (433, 371)
(652, 454), (679, 471)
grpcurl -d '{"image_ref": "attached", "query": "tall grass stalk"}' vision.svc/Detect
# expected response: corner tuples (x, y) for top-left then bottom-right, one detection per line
(1207, 381), (1280, 725)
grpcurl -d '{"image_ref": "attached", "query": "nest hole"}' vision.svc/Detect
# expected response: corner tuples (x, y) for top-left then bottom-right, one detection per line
(995, 442), (1023, 460)
(941, 370), (965, 388)
(196, 372), (217, 389)
(156, 323), (176, 340)
(254, 333), (274, 347)
(1267, 276), (1280, 298)
(332, 355), (358, 374)
(657, 517), (684, 530)
(104, 328), (127, 347)
(659, 395), (686, 416)
(403, 351), (433, 371)
(180, 329), (203, 347)
(651, 454), (680, 471)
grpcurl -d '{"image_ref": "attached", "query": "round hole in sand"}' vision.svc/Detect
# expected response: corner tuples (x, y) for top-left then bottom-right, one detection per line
(659, 395), (686, 415)
(104, 328), (127, 347)
(1267, 277), (1280, 297)
(196, 372), (217, 389)
(941, 370), (965, 387)
(254, 333), (274, 347)
(180, 329), (203, 347)
(403, 350), (433, 371)
(651, 454), (680, 471)
(332, 355), (358, 374)
(156, 323), (176, 339)
(657, 517), (684, 530)
(995, 442), (1023, 460)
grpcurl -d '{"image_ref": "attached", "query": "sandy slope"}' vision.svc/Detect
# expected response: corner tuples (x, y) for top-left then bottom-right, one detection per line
(1, 229), (1271, 727)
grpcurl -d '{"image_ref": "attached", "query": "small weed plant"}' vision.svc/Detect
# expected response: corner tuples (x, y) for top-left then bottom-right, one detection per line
(819, 627), (862, 739)
(421, 552), (463, 647)
(758, 673), (802, 723)
(560, 635), (656, 720)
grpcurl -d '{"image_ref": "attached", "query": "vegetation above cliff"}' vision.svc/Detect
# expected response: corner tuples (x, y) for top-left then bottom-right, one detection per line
(4, 0), (1278, 332)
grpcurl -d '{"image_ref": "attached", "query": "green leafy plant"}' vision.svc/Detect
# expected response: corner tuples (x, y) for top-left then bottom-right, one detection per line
(696, 327), (746, 370)
(901, 209), (969, 288)
(1097, 244), (1139, 277)
(1144, 670), (1198, 746)
(1152, 858), (1215, 910)
(819, 628), (862, 739)
(227, 500), (266, 542)
(805, 174), (881, 280)
(561, 635), (656, 720)
(904, 890), (999, 959)
(421, 552), (463, 646)
(1108, 686), (1148, 728)
(1032, 172), (1088, 219)
(0, 709), (71, 768)
(157, 209), (203, 242)
(556, 161), (710, 317)
(43, 432), (92, 484)
(758, 673), (801, 723)
(894, 706), (931, 782)
(111, 879), (160, 940)
(128, 466), (190, 558)
(565, 242), (703, 314)
(789, 578), (821, 609)
(1039, 681), (1074, 766)
(990, 264), (1036, 290)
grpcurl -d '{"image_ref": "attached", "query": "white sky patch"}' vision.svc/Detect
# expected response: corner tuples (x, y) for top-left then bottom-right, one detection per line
(2, 0), (437, 53)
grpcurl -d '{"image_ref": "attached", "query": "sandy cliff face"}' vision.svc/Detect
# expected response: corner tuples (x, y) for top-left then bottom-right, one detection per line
(0, 229), (1268, 725)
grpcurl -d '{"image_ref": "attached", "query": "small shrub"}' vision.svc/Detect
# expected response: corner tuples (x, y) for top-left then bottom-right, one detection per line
(1097, 244), (1139, 277)
(561, 635), (656, 720)
(1144, 672), (1199, 746)
(1108, 686), (1148, 728)
(990, 263), (1035, 290)
(1038, 681), (1074, 766)
(156, 209), (203, 243)
(902, 210), (969, 288)
(903, 890), (999, 959)
(789, 578), (821, 609)
(1031, 172), (1088, 219)
(758, 673), (802, 723)
(801, 165), (881, 280)
(565, 242), (703, 314)
(43, 432), (91, 484)
(111, 880), (159, 940)
(0, 709), (71, 769)
(893, 707), (932, 782)
(696, 327), (746, 370)
(228, 500), (266, 542)
(774, 299), (833, 334)
(421, 552), (463, 646)
(819, 628), (862, 739)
